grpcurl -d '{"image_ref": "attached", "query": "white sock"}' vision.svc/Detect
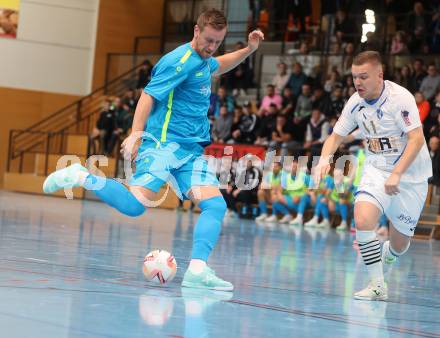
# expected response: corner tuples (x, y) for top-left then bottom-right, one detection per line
(188, 259), (207, 274)
(356, 230), (384, 283)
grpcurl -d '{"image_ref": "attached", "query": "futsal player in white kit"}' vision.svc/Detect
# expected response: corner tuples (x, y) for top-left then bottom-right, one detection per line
(315, 51), (432, 301)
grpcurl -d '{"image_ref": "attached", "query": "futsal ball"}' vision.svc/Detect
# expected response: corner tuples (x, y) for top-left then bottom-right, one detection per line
(142, 250), (177, 284)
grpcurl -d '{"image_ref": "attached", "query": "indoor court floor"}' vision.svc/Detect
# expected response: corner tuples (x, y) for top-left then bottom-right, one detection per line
(0, 190), (439, 338)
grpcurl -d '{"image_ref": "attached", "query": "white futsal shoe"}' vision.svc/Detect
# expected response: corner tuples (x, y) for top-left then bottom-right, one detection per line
(265, 214), (278, 223)
(279, 214), (293, 224)
(336, 220), (348, 231)
(43, 163), (89, 194)
(315, 218), (330, 228)
(304, 216), (318, 227)
(289, 215), (303, 226)
(255, 213), (268, 221)
(354, 279), (388, 301)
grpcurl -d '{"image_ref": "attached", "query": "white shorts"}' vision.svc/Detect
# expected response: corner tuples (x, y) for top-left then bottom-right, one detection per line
(355, 165), (428, 236)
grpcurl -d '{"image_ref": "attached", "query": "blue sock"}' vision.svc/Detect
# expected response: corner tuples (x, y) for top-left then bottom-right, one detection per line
(321, 203), (329, 220)
(259, 201), (268, 214)
(83, 175), (146, 217)
(314, 197), (322, 217)
(340, 204), (348, 222)
(272, 202), (290, 215)
(192, 196), (226, 261)
(298, 195), (310, 215)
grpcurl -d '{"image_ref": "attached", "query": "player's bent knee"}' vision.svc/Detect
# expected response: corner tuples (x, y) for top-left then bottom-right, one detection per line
(199, 196), (227, 218)
(354, 213), (376, 230)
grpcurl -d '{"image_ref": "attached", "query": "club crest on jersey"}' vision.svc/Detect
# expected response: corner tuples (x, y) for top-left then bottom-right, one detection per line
(376, 109), (383, 119)
(401, 110), (411, 126)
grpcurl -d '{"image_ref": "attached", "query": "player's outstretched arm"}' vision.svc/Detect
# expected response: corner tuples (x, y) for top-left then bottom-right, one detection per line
(215, 29), (264, 75)
(120, 92), (154, 160)
(384, 126), (425, 195)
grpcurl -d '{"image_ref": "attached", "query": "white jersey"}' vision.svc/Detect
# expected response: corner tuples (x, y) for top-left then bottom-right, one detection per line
(334, 80), (432, 183)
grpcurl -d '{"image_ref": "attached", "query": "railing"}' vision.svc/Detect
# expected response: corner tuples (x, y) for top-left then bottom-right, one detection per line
(7, 60), (154, 175)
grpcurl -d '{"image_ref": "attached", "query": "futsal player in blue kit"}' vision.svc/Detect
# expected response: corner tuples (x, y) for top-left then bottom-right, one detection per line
(43, 9), (264, 291)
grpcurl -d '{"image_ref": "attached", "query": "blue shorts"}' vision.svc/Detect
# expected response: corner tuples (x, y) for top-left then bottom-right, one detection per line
(129, 140), (219, 199)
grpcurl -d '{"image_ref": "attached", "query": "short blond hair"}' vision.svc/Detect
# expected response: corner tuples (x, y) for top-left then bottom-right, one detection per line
(197, 8), (227, 31)
(353, 51), (382, 66)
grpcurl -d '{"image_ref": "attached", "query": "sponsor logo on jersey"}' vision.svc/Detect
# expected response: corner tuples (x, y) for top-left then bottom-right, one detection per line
(376, 109), (383, 119)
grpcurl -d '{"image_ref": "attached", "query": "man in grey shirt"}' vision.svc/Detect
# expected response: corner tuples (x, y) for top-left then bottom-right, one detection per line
(420, 64), (440, 101)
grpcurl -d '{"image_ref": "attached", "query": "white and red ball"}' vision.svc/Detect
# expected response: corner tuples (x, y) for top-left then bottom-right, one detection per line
(142, 250), (177, 284)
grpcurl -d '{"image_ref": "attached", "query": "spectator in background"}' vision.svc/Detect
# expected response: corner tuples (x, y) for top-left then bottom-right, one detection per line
(256, 103), (278, 146)
(294, 41), (321, 80)
(304, 108), (329, 156)
(294, 83), (313, 121)
(286, 62), (307, 97)
(226, 41), (252, 96)
(280, 86), (296, 116)
(341, 42), (355, 77)
(89, 99), (116, 155)
(107, 98), (131, 155)
(324, 70), (342, 94)
(426, 92), (440, 138)
(258, 84), (282, 115)
(267, 114), (299, 157)
(272, 62), (290, 94)
(232, 157), (261, 217)
(420, 64), (440, 102)
(335, 9), (357, 44)
(122, 89), (137, 111)
(410, 58), (427, 93)
(230, 101), (259, 144)
(212, 105), (233, 143)
(428, 135), (440, 186)
(390, 31), (409, 54)
(431, 6), (440, 53)
(209, 86), (235, 120)
(311, 85), (331, 117)
(406, 1), (431, 53)
(136, 60), (152, 89)
(395, 65), (412, 90)
(414, 91), (430, 123)
(329, 86), (345, 118)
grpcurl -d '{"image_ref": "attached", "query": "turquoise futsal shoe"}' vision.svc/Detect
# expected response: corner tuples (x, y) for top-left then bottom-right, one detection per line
(43, 163), (89, 194)
(182, 266), (234, 291)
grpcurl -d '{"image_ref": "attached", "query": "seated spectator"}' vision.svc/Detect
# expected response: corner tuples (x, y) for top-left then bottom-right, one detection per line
(255, 161), (282, 222)
(107, 98), (132, 155)
(89, 99), (116, 155)
(258, 84), (282, 115)
(212, 105), (233, 143)
(414, 91), (430, 123)
(267, 114), (300, 157)
(293, 41), (321, 79)
(428, 136), (440, 186)
(342, 75), (355, 99)
(431, 7), (440, 53)
(406, 1), (431, 53)
(304, 109), (330, 156)
(225, 41), (252, 96)
(256, 103), (278, 146)
(335, 9), (357, 44)
(324, 70), (342, 93)
(410, 58), (427, 93)
(280, 86), (296, 116)
(341, 43), (355, 77)
(286, 62), (307, 97)
(420, 64), (440, 102)
(312, 85), (332, 116)
(294, 83), (313, 121)
(272, 62), (290, 94)
(329, 86), (345, 118)
(208, 86), (235, 120)
(395, 65), (412, 89)
(136, 60), (152, 89)
(390, 31), (409, 54)
(426, 93), (440, 139)
(230, 102), (259, 144)
(122, 89), (137, 111)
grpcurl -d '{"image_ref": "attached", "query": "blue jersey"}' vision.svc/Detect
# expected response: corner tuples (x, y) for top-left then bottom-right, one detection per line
(144, 43), (220, 146)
